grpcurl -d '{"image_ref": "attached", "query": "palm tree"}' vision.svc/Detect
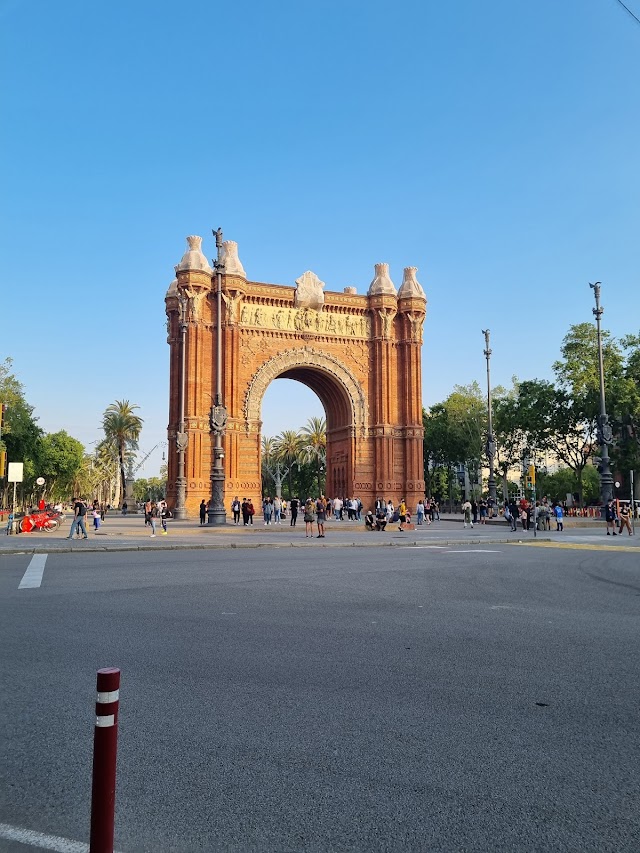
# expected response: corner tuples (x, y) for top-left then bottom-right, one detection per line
(102, 400), (143, 502)
(300, 416), (326, 495)
(274, 429), (303, 498)
(261, 435), (276, 497)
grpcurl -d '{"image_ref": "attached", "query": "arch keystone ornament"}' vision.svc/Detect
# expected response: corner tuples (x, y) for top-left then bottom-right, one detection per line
(165, 243), (426, 515)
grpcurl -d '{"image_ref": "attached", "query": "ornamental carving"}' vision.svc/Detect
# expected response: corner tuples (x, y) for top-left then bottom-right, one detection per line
(294, 270), (325, 311)
(238, 303), (371, 338)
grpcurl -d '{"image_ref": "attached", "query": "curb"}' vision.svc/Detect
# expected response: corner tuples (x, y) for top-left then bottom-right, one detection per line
(0, 537), (553, 557)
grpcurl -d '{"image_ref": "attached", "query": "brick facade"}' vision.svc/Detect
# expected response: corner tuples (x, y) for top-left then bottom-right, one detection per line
(165, 256), (426, 517)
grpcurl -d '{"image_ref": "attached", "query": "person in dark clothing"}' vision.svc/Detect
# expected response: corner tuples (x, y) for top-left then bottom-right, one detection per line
(605, 499), (617, 536)
(199, 500), (207, 525)
(508, 498), (518, 532)
(289, 497), (299, 526)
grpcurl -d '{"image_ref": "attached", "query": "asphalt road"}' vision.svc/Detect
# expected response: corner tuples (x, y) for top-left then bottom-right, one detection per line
(1, 544), (639, 852)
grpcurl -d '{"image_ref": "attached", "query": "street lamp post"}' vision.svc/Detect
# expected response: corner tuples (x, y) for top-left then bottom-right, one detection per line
(590, 281), (614, 506)
(174, 291), (189, 520)
(482, 329), (497, 506)
(207, 227), (228, 526)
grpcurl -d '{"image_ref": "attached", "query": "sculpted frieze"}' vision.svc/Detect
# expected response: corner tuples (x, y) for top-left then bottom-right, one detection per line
(238, 303), (371, 339)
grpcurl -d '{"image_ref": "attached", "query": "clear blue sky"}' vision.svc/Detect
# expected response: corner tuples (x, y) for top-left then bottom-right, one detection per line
(2, 0), (639, 477)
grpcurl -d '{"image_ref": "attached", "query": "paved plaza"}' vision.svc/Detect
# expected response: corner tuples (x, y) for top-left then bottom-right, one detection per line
(1, 511), (637, 556)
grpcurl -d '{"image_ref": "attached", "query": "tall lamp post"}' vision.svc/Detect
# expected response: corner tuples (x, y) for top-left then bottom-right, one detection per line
(482, 329), (497, 505)
(174, 291), (189, 520)
(590, 281), (614, 506)
(207, 227), (228, 525)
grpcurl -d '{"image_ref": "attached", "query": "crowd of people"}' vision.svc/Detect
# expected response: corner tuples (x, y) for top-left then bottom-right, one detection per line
(58, 491), (636, 540)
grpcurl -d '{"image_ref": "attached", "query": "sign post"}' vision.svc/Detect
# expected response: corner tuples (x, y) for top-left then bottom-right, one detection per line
(7, 462), (24, 512)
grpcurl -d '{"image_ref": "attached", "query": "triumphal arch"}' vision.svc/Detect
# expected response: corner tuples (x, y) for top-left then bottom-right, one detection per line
(165, 235), (426, 516)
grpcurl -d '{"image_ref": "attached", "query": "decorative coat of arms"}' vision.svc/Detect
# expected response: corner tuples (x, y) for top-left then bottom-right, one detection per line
(294, 271), (325, 312)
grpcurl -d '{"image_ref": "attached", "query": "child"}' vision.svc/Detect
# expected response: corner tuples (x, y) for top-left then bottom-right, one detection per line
(554, 504), (564, 532)
(92, 507), (101, 532)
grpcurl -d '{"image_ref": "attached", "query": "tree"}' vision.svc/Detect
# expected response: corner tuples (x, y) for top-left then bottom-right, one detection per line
(423, 384), (486, 507)
(102, 400), (143, 503)
(274, 429), (303, 498)
(513, 379), (596, 506)
(536, 464), (600, 506)
(300, 416), (326, 496)
(261, 435), (277, 497)
(0, 358), (43, 507)
(35, 431), (85, 501)
(493, 380), (527, 502)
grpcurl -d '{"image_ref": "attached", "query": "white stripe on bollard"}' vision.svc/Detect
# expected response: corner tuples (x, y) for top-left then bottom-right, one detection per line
(95, 714), (115, 727)
(97, 690), (119, 703)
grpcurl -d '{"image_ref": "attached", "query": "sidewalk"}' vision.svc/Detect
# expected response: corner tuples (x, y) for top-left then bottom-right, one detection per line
(0, 513), (636, 556)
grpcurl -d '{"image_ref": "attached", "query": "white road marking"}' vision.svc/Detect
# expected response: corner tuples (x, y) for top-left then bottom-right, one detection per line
(18, 554), (47, 589)
(449, 549), (502, 553)
(0, 822), (125, 852)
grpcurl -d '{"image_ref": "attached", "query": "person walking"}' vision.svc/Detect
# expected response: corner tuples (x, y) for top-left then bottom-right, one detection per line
(386, 500), (394, 523)
(398, 498), (407, 531)
(263, 497), (273, 526)
(273, 496), (282, 524)
(289, 496), (299, 527)
(231, 496), (241, 525)
(160, 503), (169, 535)
(508, 498), (518, 531)
(199, 500), (207, 526)
(315, 495), (326, 538)
(479, 499), (487, 524)
(619, 503), (632, 536)
(122, 501), (128, 516)
(92, 506), (101, 533)
(462, 499), (473, 529)
(247, 499), (255, 524)
(332, 496), (342, 521)
(67, 497), (88, 539)
(605, 499), (617, 536)
(554, 503), (564, 532)
(416, 500), (425, 525)
(303, 498), (316, 538)
(241, 498), (250, 526)
(149, 502), (159, 537)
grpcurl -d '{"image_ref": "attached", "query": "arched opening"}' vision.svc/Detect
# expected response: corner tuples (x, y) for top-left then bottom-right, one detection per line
(261, 378), (325, 439)
(243, 347), (367, 502)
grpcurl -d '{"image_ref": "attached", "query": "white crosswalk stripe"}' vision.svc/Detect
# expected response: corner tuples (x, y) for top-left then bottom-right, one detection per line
(18, 554), (47, 589)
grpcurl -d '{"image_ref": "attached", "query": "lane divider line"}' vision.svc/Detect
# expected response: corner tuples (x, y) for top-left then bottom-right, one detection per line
(18, 554), (48, 589)
(0, 821), (124, 852)
(510, 541), (639, 553)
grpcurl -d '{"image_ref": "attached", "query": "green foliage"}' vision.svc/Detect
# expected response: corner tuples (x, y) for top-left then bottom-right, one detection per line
(300, 416), (326, 495)
(536, 464), (600, 505)
(102, 400), (143, 498)
(35, 431), (85, 500)
(262, 419), (326, 498)
(134, 477), (165, 502)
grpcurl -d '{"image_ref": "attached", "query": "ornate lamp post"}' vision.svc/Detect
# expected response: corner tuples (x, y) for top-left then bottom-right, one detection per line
(207, 227), (228, 525)
(482, 329), (497, 505)
(590, 282), (614, 506)
(174, 291), (189, 520)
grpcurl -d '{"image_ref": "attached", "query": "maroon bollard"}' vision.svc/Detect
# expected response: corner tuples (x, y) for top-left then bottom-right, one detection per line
(90, 668), (121, 853)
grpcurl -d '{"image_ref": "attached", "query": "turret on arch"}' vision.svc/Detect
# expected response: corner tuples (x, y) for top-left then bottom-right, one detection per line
(165, 237), (426, 515)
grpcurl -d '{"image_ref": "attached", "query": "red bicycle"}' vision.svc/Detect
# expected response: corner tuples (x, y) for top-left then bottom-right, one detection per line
(19, 510), (62, 533)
